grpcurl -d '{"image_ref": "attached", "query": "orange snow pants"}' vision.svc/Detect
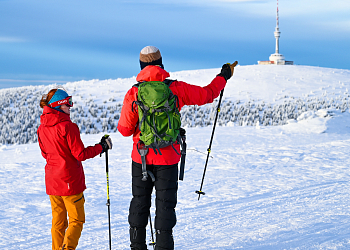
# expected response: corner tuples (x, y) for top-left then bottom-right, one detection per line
(49, 192), (85, 250)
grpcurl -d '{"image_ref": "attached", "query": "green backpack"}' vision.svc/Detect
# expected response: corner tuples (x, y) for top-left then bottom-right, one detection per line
(132, 80), (181, 154)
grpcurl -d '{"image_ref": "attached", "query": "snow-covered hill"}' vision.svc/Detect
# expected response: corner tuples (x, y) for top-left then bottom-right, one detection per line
(1, 65), (350, 144)
(1, 65), (350, 249)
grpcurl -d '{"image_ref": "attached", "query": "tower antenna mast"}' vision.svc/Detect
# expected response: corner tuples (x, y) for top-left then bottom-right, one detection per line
(277, 0), (279, 28)
(258, 0), (293, 65)
(274, 0), (280, 54)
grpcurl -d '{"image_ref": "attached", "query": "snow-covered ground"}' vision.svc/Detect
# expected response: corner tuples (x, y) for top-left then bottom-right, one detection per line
(1, 65), (350, 249)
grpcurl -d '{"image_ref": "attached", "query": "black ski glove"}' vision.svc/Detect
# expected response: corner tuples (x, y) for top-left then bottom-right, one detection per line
(217, 61), (238, 81)
(99, 135), (113, 153)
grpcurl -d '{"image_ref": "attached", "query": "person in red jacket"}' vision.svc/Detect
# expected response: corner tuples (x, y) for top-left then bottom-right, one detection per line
(37, 88), (112, 250)
(117, 46), (237, 250)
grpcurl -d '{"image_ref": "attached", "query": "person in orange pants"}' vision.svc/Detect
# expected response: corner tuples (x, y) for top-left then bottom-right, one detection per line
(37, 87), (113, 249)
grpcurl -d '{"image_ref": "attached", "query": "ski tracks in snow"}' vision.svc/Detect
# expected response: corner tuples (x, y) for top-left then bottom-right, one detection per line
(175, 126), (350, 249)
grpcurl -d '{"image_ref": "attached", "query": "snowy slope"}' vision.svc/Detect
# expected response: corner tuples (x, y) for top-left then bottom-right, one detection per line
(1, 65), (350, 249)
(2, 65), (350, 144)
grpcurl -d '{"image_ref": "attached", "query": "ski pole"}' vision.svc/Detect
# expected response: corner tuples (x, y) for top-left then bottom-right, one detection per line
(106, 149), (112, 250)
(195, 89), (224, 200)
(195, 61), (237, 200)
(101, 134), (112, 250)
(148, 214), (156, 249)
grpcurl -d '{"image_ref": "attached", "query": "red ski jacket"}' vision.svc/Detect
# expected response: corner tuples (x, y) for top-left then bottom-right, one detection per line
(37, 106), (102, 196)
(117, 65), (226, 165)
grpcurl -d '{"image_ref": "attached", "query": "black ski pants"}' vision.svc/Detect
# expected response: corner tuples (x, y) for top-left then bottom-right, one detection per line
(129, 161), (178, 250)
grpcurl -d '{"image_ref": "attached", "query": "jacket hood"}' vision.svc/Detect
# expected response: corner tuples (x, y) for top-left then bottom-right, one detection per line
(40, 106), (70, 127)
(136, 65), (170, 82)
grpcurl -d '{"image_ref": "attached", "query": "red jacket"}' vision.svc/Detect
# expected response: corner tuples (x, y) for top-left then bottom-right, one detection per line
(37, 106), (102, 196)
(117, 65), (226, 165)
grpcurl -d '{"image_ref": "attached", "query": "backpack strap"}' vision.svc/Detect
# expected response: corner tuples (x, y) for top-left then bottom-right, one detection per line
(163, 79), (176, 86)
(136, 141), (155, 182)
(177, 128), (186, 181)
(132, 82), (143, 88)
(163, 80), (180, 110)
(133, 79), (176, 88)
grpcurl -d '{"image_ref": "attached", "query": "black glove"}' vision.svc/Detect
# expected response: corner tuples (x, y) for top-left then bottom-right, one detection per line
(179, 127), (186, 137)
(217, 61), (238, 81)
(99, 135), (112, 153)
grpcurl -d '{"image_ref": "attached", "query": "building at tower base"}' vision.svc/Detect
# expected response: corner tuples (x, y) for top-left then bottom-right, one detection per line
(258, 55), (294, 65)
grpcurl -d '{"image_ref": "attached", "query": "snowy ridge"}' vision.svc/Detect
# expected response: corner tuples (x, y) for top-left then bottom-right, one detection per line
(1, 65), (350, 145)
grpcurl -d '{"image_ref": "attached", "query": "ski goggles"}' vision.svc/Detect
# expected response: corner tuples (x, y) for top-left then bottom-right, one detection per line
(49, 96), (73, 108)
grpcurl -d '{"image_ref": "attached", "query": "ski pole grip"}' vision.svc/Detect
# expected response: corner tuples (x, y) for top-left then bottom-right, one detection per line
(231, 61), (238, 67)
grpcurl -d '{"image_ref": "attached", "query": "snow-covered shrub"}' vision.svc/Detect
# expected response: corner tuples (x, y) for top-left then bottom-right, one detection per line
(1, 83), (349, 145)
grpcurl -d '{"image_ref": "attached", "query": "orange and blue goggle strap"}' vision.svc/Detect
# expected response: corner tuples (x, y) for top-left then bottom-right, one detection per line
(49, 96), (73, 108)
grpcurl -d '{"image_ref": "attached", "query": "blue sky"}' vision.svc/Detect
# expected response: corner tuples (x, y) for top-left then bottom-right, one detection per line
(0, 0), (349, 88)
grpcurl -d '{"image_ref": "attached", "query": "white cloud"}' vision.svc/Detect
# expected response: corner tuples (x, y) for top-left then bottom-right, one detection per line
(196, 0), (350, 16)
(0, 36), (26, 43)
(280, 0), (350, 16)
(199, 0), (350, 34)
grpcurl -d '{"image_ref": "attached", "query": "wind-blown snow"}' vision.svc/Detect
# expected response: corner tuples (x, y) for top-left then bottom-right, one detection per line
(1, 65), (350, 249)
